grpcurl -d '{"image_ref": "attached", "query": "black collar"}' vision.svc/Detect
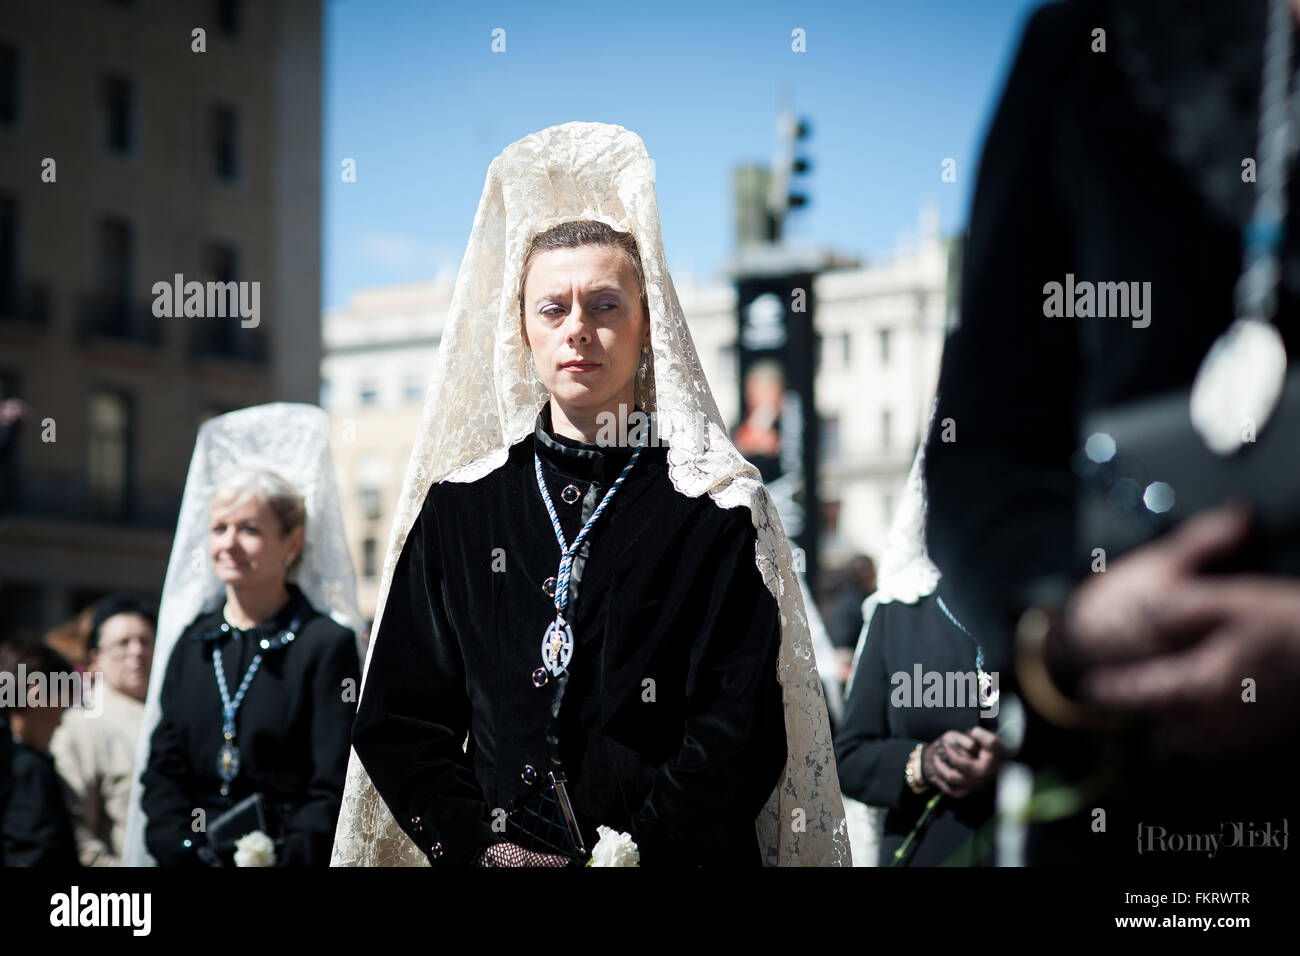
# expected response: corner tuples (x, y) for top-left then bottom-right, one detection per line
(532, 403), (644, 484)
(195, 585), (308, 653)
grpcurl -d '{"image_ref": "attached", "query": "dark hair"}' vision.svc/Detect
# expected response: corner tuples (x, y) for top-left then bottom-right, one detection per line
(88, 594), (157, 653)
(0, 638), (76, 711)
(517, 219), (650, 343)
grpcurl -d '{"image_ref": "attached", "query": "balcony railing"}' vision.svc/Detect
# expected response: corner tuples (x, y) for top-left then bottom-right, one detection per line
(4, 470), (181, 529)
(0, 279), (52, 326)
(78, 292), (163, 346)
(188, 317), (269, 365)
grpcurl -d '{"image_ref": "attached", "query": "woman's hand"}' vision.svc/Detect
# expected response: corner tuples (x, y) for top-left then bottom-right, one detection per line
(473, 841), (570, 867)
(921, 728), (1003, 799)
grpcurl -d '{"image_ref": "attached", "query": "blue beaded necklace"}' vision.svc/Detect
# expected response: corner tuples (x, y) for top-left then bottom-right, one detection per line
(212, 600), (306, 796)
(532, 426), (644, 677)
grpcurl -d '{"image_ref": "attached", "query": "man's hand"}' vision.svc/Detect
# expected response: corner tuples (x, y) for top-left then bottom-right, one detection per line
(1062, 503), (1253, 668)
(1080, 575), (1300, 756)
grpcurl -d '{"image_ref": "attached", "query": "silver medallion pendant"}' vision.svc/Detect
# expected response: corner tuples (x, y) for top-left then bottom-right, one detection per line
(1189, 318), (1288, 455)
(541, 615), (575, 676)
(978, 669), (999, 710)
(219, 741), (241, 780)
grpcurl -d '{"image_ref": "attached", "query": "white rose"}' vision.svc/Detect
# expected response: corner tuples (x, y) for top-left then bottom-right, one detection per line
(589, 825), (639, 867)
(233, 830), (277, 867)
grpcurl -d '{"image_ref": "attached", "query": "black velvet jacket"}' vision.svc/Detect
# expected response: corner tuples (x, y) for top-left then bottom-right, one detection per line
(141, 585), (360, 866)
(834, 593), (996, 866)
(923, 0), (1300, 863)
(352, 405), (788, 867)
(926, 0), (1300, 671)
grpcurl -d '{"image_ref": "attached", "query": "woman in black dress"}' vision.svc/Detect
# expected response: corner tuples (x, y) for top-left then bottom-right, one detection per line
(835, 435), (1002, 866)
(334, 122), (849, 867)
(124, 405), (363, 866)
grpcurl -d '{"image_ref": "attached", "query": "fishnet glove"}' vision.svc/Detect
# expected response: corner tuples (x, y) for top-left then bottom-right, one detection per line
(472, 841), (571, 867)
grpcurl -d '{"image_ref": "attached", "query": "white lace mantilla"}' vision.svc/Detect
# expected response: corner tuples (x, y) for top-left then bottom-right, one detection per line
(330, 122), (849, 867)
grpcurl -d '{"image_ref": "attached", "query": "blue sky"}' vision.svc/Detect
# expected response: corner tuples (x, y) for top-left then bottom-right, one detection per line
(322, 0), (1044, 312)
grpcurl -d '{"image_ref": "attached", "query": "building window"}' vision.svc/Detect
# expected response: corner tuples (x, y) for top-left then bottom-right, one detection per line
(881, 407), (892, 449)
(820, 414), (840, 462)
(80, 217), (153, 343)
(89, 388), (131, 518)
(820, 499), (841, 539)
(403, 376), (424, 404)
(0, 42), (19, 128)
(206, 243), (238, 284)
(216, 0), (242, 36)
(839, 331), (851, 367)
(211, 105), (239, 182)
(96, 217), (134, 330)
(879, 327), (892, 365)
(362, 537), (377, 578)
(192, 242), (264, 362)
(359, 381), (378, 405)
(357, 454), (388, 522)
(359, 487), (381, 521)
(102, 74), (135, 156)
(0, 195), (16, 313)
(320, 377), (333, 409)
(0, 369), (20, 508)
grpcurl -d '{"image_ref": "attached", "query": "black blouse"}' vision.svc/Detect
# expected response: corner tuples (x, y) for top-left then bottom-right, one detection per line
(351, 405), (788, 867)
(141, 585), (360, 866)
(834, 592), (996, 866)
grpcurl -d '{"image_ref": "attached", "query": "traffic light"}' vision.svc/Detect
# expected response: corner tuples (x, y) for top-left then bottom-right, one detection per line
(768, 111), (812, 240)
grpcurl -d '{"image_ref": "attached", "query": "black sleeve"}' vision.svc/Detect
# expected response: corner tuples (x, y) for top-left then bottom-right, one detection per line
(280, 625), (361, 867)
(141, 634), (201, 867)
(923, 3), (1083, 672)
(351, 490), (498, 867)
(624, 508), (788, 865)
(834, 605), (923, 809)
(0, 712), (11, 866)
(1, 751), (80, 867)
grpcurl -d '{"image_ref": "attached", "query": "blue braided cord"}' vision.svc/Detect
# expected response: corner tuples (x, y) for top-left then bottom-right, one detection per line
(534, 432), (645, 615)
(935, 593), (985, 674)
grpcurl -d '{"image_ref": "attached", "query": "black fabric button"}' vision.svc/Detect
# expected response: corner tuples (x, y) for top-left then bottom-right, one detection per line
(430, 841), (443, 859)
(532, 667), (549, 688)
(542, 576), (557, 597)
(561, 484), (580, 504)
(522, 764), (538, 785)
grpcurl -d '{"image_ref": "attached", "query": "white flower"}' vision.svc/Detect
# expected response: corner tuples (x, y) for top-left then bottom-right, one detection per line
(589, 826), (639, 867)
(233, 830), (277, 867)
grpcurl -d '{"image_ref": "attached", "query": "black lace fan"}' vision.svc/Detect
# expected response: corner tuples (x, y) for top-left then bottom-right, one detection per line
(502, 770), (590, 864)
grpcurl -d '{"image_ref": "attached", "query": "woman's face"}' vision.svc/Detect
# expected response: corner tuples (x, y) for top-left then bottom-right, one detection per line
(208, 494), (303, 591)
(522, 244), (650, 424)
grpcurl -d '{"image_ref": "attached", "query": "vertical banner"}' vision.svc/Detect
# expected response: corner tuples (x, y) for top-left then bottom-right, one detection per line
(732, 271), (820, 592)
